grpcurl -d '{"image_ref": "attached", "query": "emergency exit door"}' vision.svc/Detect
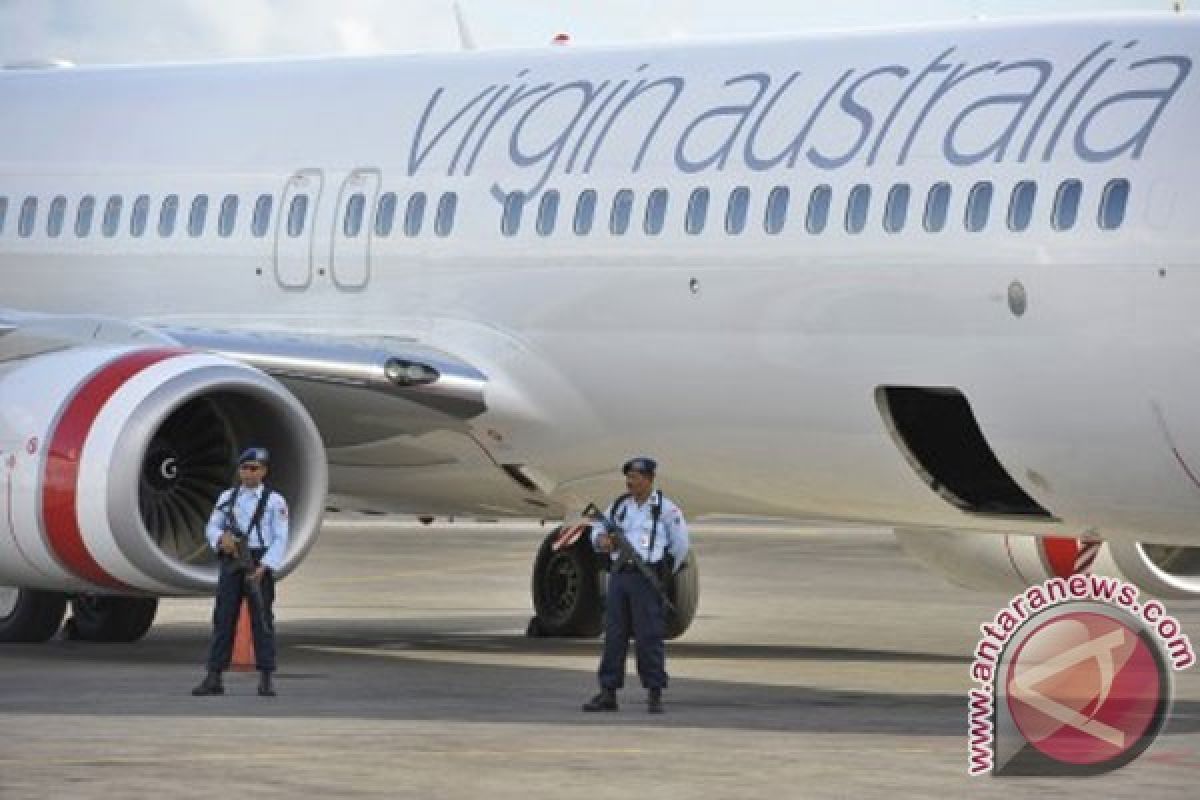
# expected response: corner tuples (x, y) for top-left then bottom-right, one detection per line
(274, 169), (324, 289)
(331, 169), (381, 290)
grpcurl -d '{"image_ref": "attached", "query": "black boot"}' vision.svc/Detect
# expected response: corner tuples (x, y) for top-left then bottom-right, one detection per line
(257, 671), (276, 697)
(647, 688), (663, 714)
(582, 688), (618, 712)
(191, 671), (224, 696)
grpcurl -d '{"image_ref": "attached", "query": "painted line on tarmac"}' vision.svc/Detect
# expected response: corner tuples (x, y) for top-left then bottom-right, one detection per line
(0, 747), (652, 768)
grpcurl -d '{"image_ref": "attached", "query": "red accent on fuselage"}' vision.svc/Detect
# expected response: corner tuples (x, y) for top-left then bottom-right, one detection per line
(1042, 536), (1083, 579)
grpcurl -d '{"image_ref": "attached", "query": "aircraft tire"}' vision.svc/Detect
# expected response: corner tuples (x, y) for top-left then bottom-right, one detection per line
(529, 526), (605, 637)
(64, 596), (159, 643)
(0, 587), (68, 643)
(664, 550), (699, 640)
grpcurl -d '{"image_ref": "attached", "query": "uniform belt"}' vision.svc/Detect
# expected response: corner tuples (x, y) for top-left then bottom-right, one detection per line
(617, 561), (660, 574)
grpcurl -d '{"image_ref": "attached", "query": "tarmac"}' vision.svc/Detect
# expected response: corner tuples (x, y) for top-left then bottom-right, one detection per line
(2, 518), (1199, 799)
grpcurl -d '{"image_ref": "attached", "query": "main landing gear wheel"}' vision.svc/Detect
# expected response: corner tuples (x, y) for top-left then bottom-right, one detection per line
(0, 587), (68, 643)
(663, 550), (699, 640)
(527, 527), (702, 639)
(63, 595), (159, 643)
(528, 525), (605, 637)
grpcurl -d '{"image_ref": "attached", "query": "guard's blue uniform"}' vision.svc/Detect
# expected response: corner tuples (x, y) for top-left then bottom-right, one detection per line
(203, 484), (289, 673)
(591, 490), (690, 690)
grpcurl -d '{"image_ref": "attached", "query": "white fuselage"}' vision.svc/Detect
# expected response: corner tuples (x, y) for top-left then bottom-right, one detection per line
(3, 14), (1200, 544)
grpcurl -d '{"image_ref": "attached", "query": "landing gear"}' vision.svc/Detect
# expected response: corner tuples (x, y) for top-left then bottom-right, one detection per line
(63, 595), (159, 642)
(663, 550), (699, 640)
(528, 525), (605, 637)
(526, 528), (701, 639)
(0, 586), (68, 643)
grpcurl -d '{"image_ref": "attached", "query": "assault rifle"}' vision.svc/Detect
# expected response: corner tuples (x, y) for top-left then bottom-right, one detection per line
(219, 489), (270, 632)
(582, 502), (675, 615)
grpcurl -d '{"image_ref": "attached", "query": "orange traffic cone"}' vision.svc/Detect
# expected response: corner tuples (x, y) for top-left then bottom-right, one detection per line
(230, 599), (256, 672)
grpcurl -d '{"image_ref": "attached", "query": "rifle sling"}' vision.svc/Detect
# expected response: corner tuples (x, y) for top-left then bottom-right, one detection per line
(223, 485), (273, 561)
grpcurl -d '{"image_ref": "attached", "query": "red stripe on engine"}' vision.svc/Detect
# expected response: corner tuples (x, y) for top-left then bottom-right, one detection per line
(42, 348), (183, 589)
(1042, 536), (1082, 579)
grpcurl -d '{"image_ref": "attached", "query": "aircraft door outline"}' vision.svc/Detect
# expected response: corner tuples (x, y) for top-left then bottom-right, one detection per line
(330, 169), (381, 291)
(274, 169), (324, 290)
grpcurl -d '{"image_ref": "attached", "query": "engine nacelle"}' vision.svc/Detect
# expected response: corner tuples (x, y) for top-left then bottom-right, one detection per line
(897, 529), (1200, 600)
(0, 346), (327, 594)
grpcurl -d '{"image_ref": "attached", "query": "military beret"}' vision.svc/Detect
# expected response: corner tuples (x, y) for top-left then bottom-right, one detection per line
(239, 447), (270, 465)
(622, 457), (657, 475)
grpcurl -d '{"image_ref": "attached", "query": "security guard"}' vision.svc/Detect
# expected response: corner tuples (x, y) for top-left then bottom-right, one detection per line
(192, 447), (289, 698)
(583, 457), (689, 714)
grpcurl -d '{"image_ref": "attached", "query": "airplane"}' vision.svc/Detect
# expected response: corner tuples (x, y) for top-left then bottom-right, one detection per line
(1, 11), (1198, 645)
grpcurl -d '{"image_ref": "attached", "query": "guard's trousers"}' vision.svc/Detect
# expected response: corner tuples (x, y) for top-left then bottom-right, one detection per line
(205, 552), (276, 673)
(598, 569), (667, 690)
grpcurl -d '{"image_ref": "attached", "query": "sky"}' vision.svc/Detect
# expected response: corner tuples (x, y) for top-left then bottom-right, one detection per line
(0, 0), (1186, 65)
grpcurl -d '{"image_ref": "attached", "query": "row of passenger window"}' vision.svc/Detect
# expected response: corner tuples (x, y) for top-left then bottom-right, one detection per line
(0, 179), (1131, 243)
(500, 179), (1132, 238)
(0, 190), (459, 240)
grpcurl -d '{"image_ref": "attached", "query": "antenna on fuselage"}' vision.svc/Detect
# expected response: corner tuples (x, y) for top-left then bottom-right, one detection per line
(453, 2), (478, 51)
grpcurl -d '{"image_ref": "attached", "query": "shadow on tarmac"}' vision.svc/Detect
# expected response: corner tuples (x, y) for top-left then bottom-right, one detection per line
(3, 616), (1198, 739)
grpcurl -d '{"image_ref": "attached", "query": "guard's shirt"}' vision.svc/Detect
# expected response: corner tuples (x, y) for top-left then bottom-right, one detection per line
(591, 491), (689, 572)
(205, 485), (290, 572)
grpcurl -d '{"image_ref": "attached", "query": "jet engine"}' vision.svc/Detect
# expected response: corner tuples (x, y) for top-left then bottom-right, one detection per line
(0, 345), (327, 595)
(896, 529), (1200, 600)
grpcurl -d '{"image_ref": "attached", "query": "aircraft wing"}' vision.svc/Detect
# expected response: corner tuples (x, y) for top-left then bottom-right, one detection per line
(163, 327), (487, 432)
(0, 312), (487, 438)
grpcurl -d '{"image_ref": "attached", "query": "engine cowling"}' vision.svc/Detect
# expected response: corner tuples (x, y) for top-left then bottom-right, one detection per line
(897, 529), (1200, 600)
(0, 346), (327, 594)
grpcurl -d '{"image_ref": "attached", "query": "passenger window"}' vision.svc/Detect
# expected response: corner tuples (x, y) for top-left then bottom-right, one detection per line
(965, 182), (993, 232)
(644, 188), (668, 235)
(501, 192), (524, 237)
(344, 192), (366, 237)
(157, 194), (177, 237)
(807, 185), (832, 234)
(404, 192), (426, 237)
(130, 194), (150, 237)
(726, 187), (750, 235)
(574, 189), (597, 235)
(1008, 181), (1037, 232)
(435, 192), (457, 237)
(686, 188), (709, 235)
(884, 184), (910, 233)
(18, 196), (37, 238)
(77, 195), (97, 237)
(218, 194), (238, 238)
(537, 190), (559, 236)
(0, 197), (7, 235)
(1099, 179), (1130, 230)
(924, 183), (951, 233)
(1052, 179), (1082, 231)
(845, 184), (870, 234)
(611, 189), (634, 235)
(286, 195), (308, 237)
(47, 195), (67, 238)
(102, 196), (123, 238)
(765, 186), (789, 235)
(188, 195), (208, 237)
(375, 192), (397, 236)
(252, 194), (273, 238)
